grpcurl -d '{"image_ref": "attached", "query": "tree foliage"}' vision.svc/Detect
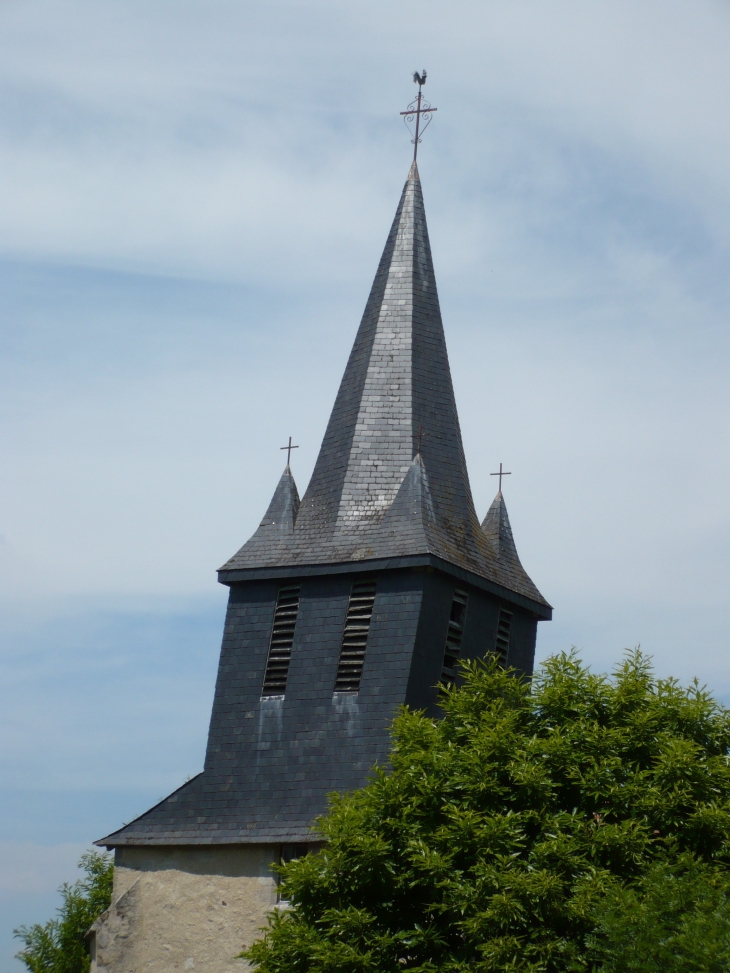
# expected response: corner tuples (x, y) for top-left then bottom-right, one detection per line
(588, 855), (730, 973)
(245, 652), (730, 972)
(15, 851), (114, 973)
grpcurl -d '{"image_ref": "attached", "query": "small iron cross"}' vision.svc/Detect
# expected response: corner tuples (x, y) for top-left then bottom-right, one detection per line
(490, 462), (511, 492)
(280, 437), (299, 465)
(401, 70), (437, 161)
(415, 423), (425, 455)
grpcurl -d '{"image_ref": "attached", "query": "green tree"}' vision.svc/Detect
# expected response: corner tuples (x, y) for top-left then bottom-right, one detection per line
(15, 851), (113, 973)
(589, 855), (730, 973)
(245, 652), (730, 973)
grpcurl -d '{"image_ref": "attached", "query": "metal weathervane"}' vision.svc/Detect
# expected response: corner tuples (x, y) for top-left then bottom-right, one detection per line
(401, 70), (437, 160)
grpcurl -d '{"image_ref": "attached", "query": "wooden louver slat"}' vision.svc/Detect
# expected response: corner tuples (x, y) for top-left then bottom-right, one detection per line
(261, 585), (301, 696)
(334, 579), (377, 693)
(440, 588), (469, 687)
(495, 606), (513, 665)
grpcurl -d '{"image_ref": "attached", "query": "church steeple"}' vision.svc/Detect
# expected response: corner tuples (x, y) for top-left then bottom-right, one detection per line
(220, 161), (549, 613)
(93, 91), (552, 973)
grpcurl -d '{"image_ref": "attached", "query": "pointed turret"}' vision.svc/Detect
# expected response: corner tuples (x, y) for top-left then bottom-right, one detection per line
(481, 491), (544, 605)
(232, 465), (299, 563)
(378, 452), (436, 553)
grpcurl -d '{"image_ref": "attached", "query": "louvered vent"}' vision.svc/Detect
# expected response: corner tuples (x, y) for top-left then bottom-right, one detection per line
(495, 607), (513, 665)
(440, 588), (469, 686)
(334, 579), (377, 693)
(261, 585), (301, 696)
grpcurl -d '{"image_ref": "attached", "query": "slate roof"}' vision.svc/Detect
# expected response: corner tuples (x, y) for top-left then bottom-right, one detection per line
(481, 490), (545, 606)
(221, 161), (549, 611)
(238, 464), (300, 564)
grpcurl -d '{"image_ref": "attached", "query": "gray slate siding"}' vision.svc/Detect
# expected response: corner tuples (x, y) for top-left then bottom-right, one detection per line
(99, 568), (540, 846)
(504, 608), (539, 678)
(101, 571), (427, 845)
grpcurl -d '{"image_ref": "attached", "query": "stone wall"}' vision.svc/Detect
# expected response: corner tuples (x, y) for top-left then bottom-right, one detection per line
(89, 845), (279, 973)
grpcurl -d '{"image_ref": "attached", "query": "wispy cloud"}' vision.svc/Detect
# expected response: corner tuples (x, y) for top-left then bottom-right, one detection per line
(2, 2), (729, 966)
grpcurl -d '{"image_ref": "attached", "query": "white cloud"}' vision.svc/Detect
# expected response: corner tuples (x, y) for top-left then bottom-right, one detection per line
(0, 0), (728, 277)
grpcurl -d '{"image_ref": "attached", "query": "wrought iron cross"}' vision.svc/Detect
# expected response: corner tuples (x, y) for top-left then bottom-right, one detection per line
(400, 70), (437, 161)
(490, 462), (511, 491)
(415, 423), (425, 455)
(280, 436), (299, 465)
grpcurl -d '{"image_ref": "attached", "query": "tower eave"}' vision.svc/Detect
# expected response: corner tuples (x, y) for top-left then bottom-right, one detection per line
(217, 552), (552, 620)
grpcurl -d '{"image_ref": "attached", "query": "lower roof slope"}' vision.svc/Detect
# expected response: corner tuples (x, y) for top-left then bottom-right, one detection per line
(97, 773), (316, 847)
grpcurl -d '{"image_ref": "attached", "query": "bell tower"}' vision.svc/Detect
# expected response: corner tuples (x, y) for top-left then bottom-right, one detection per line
(93, 112), (551, 972)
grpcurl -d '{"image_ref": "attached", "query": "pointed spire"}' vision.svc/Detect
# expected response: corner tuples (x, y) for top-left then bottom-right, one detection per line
(220, 163), (549, 613)
(226, 465), (299, 565)
(291, 159), (482, 562)
(481, 491), (545, 605)
(260, 465), (300, 530)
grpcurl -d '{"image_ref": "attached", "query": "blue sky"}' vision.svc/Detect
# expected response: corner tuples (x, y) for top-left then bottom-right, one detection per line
(2, 1), (729, 967)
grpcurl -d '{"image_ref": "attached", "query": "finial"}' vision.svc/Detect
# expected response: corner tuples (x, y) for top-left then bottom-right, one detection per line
(280, 436), (299, 466)
(400, 70), (437, 161)
(415, 423), (425, 457)
(490, 462), (512, 492)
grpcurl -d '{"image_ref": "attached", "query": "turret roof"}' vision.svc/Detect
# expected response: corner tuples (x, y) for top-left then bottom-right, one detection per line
(481, 490), (545, 606)
(234, 465), (300, 564)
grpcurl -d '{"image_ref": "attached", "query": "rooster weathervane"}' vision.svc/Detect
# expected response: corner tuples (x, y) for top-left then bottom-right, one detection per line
(400, 70), (437, 161)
